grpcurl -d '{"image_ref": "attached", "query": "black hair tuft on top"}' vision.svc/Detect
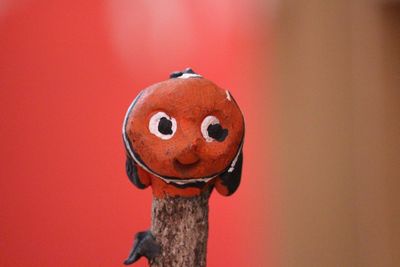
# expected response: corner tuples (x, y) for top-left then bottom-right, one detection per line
(169, 67), (197, 78)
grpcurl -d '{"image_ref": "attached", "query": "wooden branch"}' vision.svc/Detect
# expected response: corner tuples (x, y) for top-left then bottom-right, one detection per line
(150, 190), (211, 266)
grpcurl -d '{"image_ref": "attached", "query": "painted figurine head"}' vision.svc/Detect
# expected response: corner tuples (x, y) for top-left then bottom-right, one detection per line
(123, 68), (244, 198)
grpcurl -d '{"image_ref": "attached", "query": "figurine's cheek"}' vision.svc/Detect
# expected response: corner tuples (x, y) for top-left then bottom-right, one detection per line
(202, 144), (235, 161)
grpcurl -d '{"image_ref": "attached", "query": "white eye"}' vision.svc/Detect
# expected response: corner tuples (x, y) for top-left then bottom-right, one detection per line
(201, 115), (228, 142)
(149, 112), (177, 140)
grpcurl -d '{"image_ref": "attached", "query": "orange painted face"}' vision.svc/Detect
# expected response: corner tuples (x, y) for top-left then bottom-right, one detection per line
(123, 71), (244, 197)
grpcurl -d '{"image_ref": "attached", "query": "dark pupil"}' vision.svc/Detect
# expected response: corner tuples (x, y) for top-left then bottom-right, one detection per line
(207, 123), (228, 142)
(158, 117), (173, 135)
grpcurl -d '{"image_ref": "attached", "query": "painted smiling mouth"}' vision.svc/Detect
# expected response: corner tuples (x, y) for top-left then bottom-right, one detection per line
(173, 158), (200, 171)
(162, 159), (214, 186)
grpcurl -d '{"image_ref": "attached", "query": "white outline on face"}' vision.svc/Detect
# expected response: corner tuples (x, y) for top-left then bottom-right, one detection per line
(226, 90), (232, 101)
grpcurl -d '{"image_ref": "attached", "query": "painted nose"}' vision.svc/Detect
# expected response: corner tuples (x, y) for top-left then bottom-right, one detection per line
(175, 144), (199, 165)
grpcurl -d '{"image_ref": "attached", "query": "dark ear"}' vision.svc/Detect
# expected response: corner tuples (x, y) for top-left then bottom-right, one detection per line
(126, 156), (150, 189)
(216, 152), (243, 196)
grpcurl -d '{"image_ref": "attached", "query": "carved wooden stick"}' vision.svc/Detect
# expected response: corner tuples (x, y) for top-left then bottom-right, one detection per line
(122, 68), (244, 266)
(151, 190), (210, 266)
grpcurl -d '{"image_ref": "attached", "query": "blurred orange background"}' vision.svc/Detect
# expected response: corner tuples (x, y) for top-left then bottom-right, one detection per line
(0, 1), (273, 266)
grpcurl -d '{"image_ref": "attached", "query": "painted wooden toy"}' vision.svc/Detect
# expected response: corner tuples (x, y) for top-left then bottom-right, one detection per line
(122, 68), (245, 266)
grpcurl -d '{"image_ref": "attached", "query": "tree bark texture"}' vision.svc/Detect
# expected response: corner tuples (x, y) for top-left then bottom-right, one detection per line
(150, 189), (211, 267)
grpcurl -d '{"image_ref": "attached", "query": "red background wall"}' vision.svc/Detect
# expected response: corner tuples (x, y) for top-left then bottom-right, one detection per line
(0, 1), (273, 266)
